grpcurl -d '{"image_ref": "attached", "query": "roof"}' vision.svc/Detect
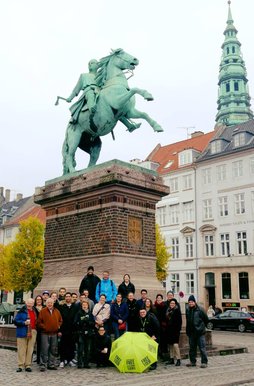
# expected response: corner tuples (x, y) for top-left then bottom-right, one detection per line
(146, 131), (215, 174)
(0, 196), (31, 226)
(197, 119), (254, 163)
(4, 205), (46, 227)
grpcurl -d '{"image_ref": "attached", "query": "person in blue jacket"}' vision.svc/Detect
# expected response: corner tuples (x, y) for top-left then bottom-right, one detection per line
(14, 298), (37, 372)
(95, 271), (117, 304)
(110, 293), (129, 339)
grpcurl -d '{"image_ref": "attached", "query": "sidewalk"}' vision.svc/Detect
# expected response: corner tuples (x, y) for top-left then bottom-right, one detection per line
(1, 349), (254, 386)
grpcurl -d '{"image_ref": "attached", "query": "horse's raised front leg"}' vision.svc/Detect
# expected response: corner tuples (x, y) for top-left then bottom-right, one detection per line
(126, 107), (163, 132)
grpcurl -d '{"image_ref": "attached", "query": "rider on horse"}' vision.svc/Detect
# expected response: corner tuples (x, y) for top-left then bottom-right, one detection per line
(66, 59), (99, 124)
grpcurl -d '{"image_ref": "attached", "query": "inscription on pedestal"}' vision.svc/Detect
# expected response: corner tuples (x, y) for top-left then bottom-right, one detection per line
(128, 216), (142, 245)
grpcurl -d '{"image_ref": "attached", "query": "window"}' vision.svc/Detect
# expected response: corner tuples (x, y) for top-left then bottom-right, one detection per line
(203, 199), (212, 220)
(202, 168), (211, 184)
(182, 174), (192, 189)
(222, 273), (231, 299)
(237, 232), (247, 255)
(220, 233), (230, 256)
(183, 202), (194, 222)
(169, 204), (179, 224)
(205, 235), (214, 256)
(185, 236), (193, 258)
(239, 272), (249, 299)
(216, 164), (226, 181)
(205, 272), (215, 287)
(232, 46), (235, 53)
(211, 140), (222, 154)
(226, 83), (230, 92)
(170, 273), (180, 293)
(234, 133), (245, 147)
(218, 196), (228, 217)
(232, 160), (243, 177)
(234, 82), (239, 91)
(157, 206), (167, 225)
(179, 150), (192, 166)
(5, 228), (12, 238)
(250, 158), (254, 174)
(226, 47), (229, 54)
(186, 273), (194, 294)
(171, 237), (179, 259)
(234, 193), (245, 215)
(170, 177), (178, 192)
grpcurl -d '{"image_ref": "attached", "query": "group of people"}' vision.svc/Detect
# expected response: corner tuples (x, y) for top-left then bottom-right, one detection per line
(14, 266), (209, 372)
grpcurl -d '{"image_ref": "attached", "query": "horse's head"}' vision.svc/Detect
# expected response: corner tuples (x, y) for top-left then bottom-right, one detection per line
(96, 49), (139, 87)
(111, 48), (139, 71)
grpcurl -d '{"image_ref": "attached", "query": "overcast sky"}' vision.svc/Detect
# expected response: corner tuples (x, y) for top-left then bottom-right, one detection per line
(1, 0), (254, 199)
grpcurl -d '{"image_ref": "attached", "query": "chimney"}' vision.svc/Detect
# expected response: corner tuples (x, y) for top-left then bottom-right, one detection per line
(5, 189), (11, 203)
(191, 131), (204, 138)
(16, 193), (23, 201)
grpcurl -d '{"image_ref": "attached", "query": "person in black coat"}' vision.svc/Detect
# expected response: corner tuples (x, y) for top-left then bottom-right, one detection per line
(79, 266), (101, 302)
(59, 292), (77, 367)
(74, 300), (95, 368)
(126, 292), (139, 332)
(165, 298), (182, 366)
(154, 294), (168, 359)
(117, 274), (135, 300)
(94, 326), (112, 367)
(136, 308), (160, 370)
(186, 295), (209, 368)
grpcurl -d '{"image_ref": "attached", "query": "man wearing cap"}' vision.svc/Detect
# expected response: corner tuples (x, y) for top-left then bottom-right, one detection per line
(42, 291), (50, 306)
(186, 295), (209, 368)
(79, 266), (101, 302)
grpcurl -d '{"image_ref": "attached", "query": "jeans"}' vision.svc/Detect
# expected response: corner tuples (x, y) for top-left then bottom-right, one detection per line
(40, 334), (58, 368)
(188, 334), (208, 364)
(77, 334), (92, 367)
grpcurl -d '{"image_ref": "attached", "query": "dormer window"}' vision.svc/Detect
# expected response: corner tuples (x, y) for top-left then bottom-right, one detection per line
(178, 150), (192, 166)
(234, 132), (246, 147)
(211, 140), (222, 154)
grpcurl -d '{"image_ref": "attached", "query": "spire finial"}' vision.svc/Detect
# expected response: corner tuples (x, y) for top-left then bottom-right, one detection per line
(227, 0), (233, 24)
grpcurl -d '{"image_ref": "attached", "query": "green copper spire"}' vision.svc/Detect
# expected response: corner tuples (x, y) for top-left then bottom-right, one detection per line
(215, 1), (253, 126)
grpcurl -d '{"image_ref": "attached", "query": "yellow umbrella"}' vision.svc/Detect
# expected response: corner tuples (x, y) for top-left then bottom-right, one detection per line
(109, 332), (158, 373)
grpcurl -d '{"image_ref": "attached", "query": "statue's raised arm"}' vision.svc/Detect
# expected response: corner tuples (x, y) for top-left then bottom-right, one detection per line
(60, 49), (163, 175)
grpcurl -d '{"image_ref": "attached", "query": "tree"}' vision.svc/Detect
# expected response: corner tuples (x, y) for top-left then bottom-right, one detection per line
(155, 223), (171, 281)
(7, 217), (45, 292)
(0, 243), (13, 290)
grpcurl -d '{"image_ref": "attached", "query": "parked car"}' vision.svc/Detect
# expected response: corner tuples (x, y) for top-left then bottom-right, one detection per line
(207, 310), (254, 333)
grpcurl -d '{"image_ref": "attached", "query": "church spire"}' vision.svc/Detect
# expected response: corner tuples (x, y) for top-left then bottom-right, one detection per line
(215, 1), (253, 126)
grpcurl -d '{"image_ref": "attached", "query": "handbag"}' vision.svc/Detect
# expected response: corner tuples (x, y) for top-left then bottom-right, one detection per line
(118, 321), (126, 331)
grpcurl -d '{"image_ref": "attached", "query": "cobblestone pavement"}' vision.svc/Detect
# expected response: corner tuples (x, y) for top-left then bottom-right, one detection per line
(1, 331), (254, 386)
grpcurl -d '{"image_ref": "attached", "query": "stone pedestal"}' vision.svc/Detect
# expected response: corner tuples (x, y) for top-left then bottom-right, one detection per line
(34, 159), (169, 297)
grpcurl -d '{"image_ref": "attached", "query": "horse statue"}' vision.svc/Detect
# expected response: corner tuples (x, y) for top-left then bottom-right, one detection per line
(61, 48), (163, 174)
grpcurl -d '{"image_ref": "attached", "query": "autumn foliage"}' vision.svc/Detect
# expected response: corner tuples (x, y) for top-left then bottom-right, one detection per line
(0, 217), (44, 292)
(156, 224), (171, 281)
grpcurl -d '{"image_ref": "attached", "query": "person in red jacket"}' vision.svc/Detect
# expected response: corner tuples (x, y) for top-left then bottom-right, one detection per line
(37, 298), (62, 371)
